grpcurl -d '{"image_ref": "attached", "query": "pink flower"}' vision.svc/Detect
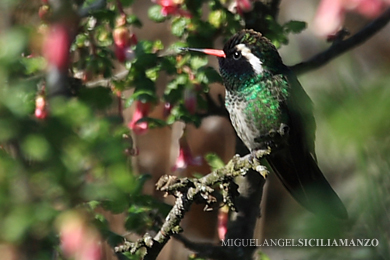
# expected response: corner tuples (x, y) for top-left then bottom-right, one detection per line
(236, 0), (253, 15)
(356, 0), (384, 17)
(152, 0), (192, 17)
(35, 95), (48, 119)
(57, 212), (102, 260)
(38, 5), (50, 22)
(43, 25), (70, 70)
(172, 143), (202, 172)
(128, 101), (151, 135)
(112, 15), (138, 62)
(160, 1), (179, 16)
(113, 27), (129, 48)
(113, 25), (137, 62)
(217, 206), (229, 240)
(314, 0), (388, 37)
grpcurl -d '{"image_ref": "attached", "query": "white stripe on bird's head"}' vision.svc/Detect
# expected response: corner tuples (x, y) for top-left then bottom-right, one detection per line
(236, 43), (263, 75)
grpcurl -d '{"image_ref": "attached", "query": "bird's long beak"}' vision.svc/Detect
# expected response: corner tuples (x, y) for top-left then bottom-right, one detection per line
(180, 47), (226, 58)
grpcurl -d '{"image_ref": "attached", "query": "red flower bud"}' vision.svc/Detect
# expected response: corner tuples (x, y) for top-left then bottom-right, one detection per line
(128, 101), (151, 135)
(35, 95), (48, 119)
(129, 33), (138, 46)
(116, 14), (127, 27)
(236, 0), (253, 15)
(172, 144), (202, 172)
(43, 25), (70, 70)
(184, 88), (197, 114)
(114, 45), (126, 62)
(39, 5), (50, 22)
(161, 5), (179, 16)
(153, 0), (192, 17)
(218, 206), (229, 240)
(56, 212), (102, 260)
(113, 26), (129, 48)
(113, 28), (137, 62)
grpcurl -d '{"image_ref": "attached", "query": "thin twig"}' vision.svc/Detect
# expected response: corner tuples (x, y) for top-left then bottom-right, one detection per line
(290, 8), (390, 75)
(116, 0), (126, 15)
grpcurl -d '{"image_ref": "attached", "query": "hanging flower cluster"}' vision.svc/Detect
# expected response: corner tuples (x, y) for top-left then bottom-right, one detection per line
(113, 15), (138, 62)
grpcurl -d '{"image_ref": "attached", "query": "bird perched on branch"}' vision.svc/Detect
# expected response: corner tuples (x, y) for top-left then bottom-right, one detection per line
(182, 29), (347, 219)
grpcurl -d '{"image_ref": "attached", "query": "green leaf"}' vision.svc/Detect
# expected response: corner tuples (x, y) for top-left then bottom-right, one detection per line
(145, 66), (160, 81)
(153, 40), (164, 51)
(135, 40), (154, 54)
(91, 9), (116, 26)
(176, 74), (189, 85)
(126, 14), (143, 27)
(101, 199), (129, 214)
(0, 118), (17, 141)
(74, 33), (88, 48)
(171, 17), (189, 37)
(21, 134), (51, 161)
(148, 5), (166, 23)
(136, 117), (168, 129)
(258, 251), (271, 260)
(78, 86), (113, 110)
(205, 153), (225, 171)
(284, 20), (307, 33)
(20, 56), (46, 75)
(170, 103), (201, 126)
(160, 56), (177, 74)
(164, 85), (183, 104)
(126, 89), (156, 107)
(120, 0), (134, 7)
(208, 10), (226, 28)
(0, 29), (27, 63)
(190, 56), (208, 70)
(196, 66), (221, 84)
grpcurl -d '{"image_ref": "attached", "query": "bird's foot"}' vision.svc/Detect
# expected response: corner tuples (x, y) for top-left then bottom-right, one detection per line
(249, 148), (271, 179)
(253, 124), (289, 149)
(255, 165), (269, 179)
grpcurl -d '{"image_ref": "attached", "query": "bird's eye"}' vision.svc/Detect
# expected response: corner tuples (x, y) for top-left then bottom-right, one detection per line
(233, 51), (241, 60)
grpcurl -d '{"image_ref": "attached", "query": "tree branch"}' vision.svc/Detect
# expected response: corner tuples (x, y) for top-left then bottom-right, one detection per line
(290, 8), (390, 75)
(225, 137), (265, 246)
(115, 149), (270, 260)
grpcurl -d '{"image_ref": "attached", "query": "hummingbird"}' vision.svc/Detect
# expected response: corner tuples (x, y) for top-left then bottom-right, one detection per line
(182, 29), (347, 219)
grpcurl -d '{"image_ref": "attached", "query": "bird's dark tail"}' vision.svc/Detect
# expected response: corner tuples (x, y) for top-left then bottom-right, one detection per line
(266, 148), (348, 219)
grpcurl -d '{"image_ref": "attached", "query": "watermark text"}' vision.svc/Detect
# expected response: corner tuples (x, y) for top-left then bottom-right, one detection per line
(221, 238), (379, 247)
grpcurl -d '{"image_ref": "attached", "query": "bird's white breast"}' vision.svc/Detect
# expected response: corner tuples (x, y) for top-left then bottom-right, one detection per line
(225, 90), (260, 151)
